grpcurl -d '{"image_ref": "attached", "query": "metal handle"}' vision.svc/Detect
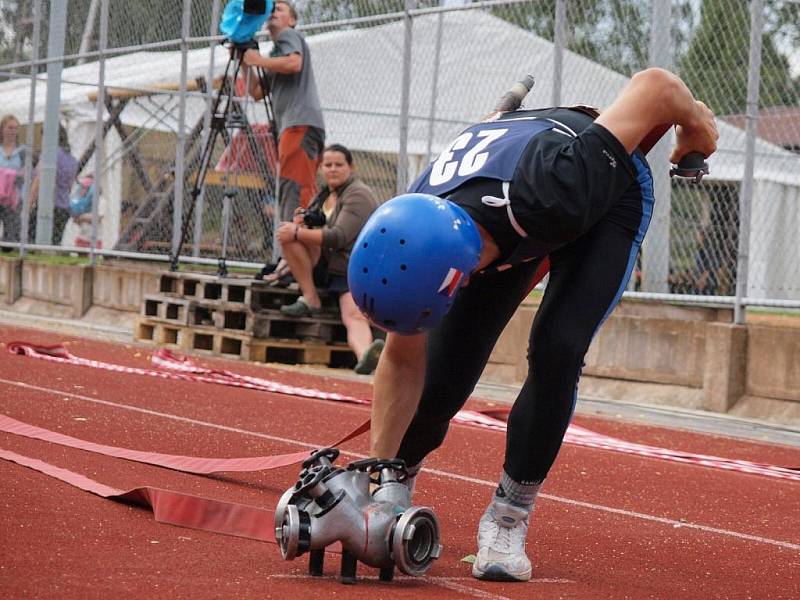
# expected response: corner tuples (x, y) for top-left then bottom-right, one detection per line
(670, 151), (709, 184)
(493, 75), (535, 113)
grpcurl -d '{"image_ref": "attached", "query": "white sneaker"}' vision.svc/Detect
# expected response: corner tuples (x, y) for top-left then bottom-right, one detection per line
(472, 500), (532, 582)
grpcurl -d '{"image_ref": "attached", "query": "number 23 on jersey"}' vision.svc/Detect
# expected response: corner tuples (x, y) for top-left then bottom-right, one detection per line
(429, 128), (509, 186)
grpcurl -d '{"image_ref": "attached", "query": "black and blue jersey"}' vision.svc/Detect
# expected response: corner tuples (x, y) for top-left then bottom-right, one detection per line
(410, 107), (646, 266)
(396, 107), (658, 485)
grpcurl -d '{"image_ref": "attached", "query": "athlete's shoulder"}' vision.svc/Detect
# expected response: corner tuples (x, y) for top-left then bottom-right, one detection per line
(493, 108), (555, 122)
(494, 106), (597, 135)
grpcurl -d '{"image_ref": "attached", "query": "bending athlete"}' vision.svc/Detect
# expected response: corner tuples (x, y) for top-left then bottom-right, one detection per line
(347, 68), (718, 582)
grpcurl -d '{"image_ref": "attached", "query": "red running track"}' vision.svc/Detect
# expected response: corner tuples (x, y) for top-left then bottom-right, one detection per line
(1, 324), (799, 599)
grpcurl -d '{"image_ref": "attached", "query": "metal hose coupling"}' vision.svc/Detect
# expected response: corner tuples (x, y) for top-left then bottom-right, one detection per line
(274, 447), (443, 584)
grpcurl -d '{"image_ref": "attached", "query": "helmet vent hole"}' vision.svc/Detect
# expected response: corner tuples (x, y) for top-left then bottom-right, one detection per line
(399, 239), (406, 245)
(380, 228), (386, 234)
(381, 278), (388, 285)
(400, 264), (407, 271)
(362, 267), (368, 273)
(363, 242), (368, 248)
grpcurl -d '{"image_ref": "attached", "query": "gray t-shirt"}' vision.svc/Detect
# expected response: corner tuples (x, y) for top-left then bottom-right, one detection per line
(268, 28), (325, 134)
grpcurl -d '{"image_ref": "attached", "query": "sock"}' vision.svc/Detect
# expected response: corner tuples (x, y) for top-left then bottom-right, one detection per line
(493, 470), (543, 513)
(404, 461), (423, 496)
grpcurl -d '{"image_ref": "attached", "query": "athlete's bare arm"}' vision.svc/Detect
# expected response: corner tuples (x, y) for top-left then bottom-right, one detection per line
(595, 68), (718, 162)
(370, 332), (427, 458)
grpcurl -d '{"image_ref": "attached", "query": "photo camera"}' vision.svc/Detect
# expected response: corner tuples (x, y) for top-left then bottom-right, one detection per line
(301, 207), (326, 228)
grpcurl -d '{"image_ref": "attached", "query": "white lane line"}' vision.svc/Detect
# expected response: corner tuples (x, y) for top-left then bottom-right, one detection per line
(267, 574), (574, 598)
(271, 574), (513, 600)
(418, 472), (800, 552)
(2, 377), (799, 553)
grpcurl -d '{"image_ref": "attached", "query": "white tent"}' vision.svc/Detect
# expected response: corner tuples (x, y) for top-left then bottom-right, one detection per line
(1, 9), (797, 297)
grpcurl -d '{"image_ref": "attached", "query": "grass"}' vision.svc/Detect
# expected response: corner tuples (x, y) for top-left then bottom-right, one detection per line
(747, 306), (800, 319)
(1, 251), (260, 276)
(0, 251), (92, 266)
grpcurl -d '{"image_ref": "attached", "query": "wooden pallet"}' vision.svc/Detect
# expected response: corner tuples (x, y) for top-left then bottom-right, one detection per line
(141, 294), (192, 326)
(158, 271), (252, 307)
(134, 317), (184, 348)
(134, 317), (355, 367)
(250, 282), (340, 314)
(137, 270), (356, 367)
(252, 311), (348, 343)
(247, 338), (356, 368)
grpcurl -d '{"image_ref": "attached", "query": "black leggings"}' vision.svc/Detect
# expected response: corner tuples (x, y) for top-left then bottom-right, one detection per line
(396, 213), (643, 484)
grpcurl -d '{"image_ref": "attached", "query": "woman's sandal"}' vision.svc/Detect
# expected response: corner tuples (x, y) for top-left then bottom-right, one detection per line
(255, 262), (279, 281)
(256, 260), (291, 285)
(280, 296), (322, 318)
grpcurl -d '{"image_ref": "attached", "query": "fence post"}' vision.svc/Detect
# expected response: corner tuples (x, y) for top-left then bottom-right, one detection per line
(194, 0), (222, 258)
(641, 0), (672, 293)
(734, 0), (764, 324)
(424, 6), (444, 166)
(36, 0), (69, 246)
(90, 0), (109, 263)
(77, 0), (100, 64)
(19, 0), (42, 259)
(172, 0), (193, 262)
(396, 0), (416, 195)
(551, 0), (566, 106)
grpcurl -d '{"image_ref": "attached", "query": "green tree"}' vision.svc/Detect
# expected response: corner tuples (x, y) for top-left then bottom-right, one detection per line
(488, 0), (696, 77)
(0, 0), (213, 80)
(680, 0), (798, 115)
(294, 1), (454, 24)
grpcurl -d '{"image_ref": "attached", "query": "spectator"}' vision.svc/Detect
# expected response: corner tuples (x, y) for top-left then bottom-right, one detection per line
(0, 114), (28, 247)
(67, 175), (102, 249)
(274, 144), (384, 375)
(28, 125), (78, 245)
(689, 227), (727, 295)
(242, 0), (325, 279)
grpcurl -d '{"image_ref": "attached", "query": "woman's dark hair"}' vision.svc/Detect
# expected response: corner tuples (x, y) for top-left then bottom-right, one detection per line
(58, 124), (71, 153)
(323, 143), (353, 165)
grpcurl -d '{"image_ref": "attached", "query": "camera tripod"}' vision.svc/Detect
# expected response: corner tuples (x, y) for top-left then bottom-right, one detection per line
(170, 39), (278, 276)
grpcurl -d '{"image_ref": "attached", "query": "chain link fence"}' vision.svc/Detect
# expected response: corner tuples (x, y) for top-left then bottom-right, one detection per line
(0, 0), (798, 310)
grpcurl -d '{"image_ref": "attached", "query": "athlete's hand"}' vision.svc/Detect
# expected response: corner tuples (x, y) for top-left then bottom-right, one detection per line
(670, 101), (718, 164)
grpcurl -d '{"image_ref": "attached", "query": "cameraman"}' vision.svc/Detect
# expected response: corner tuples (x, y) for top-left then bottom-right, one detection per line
(242, 1), (325, 276)
(275, 144), (384, 375)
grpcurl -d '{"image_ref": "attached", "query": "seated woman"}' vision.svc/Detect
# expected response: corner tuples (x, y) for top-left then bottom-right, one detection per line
(274, 144), (384, 375)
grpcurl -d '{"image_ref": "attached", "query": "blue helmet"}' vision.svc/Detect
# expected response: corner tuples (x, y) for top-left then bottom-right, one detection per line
(348, 193), (483, 335)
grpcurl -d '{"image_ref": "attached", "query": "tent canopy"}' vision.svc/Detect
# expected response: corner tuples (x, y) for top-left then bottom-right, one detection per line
(1, 9), (797, 185)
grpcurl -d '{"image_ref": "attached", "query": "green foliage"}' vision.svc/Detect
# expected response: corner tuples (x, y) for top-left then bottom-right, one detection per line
(1, 0), (798, 111)
(295, 0), (405, 22)
(0, 0), (212, 79)
(680, 0), (798, 115)
(490, 0), (695, 77)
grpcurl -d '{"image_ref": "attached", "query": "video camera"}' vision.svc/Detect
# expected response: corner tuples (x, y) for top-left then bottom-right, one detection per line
(220, 0), (274, 45)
